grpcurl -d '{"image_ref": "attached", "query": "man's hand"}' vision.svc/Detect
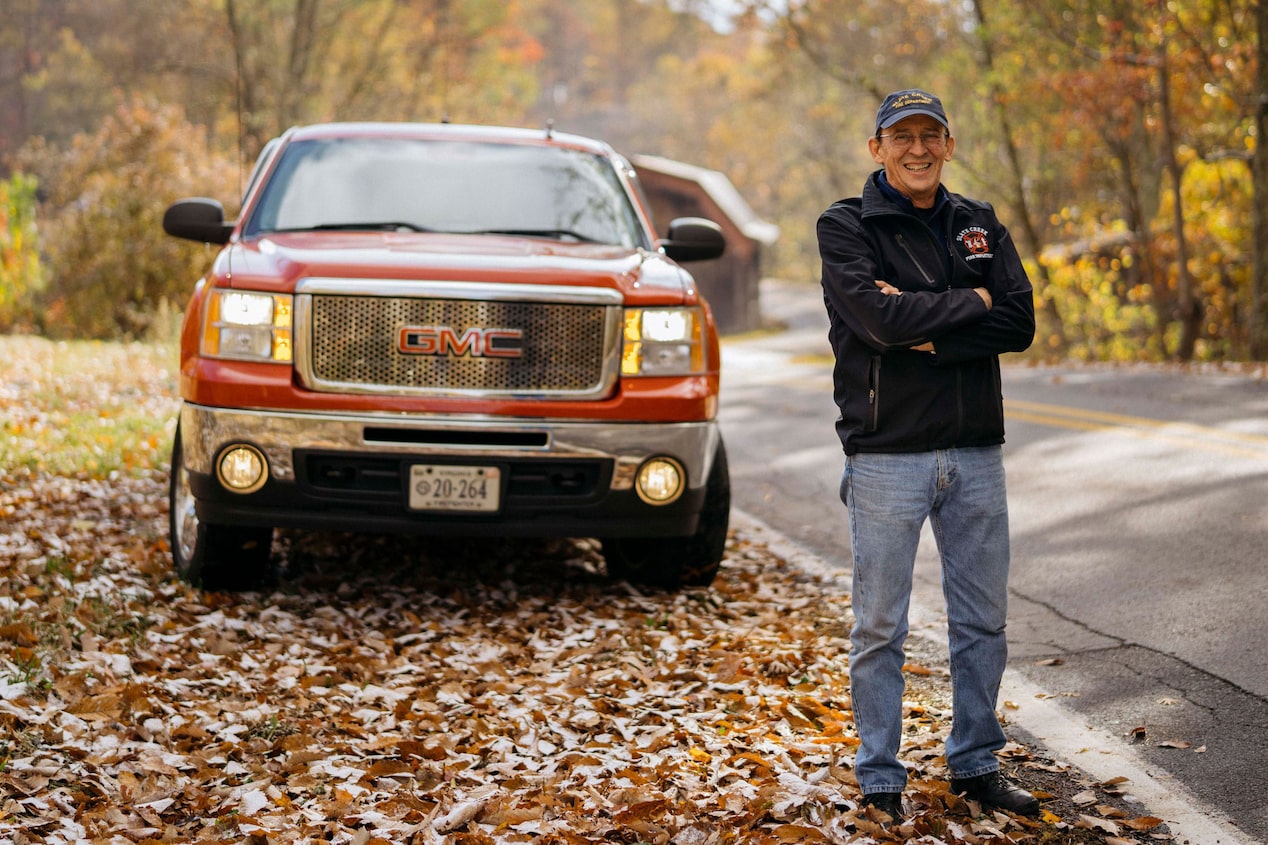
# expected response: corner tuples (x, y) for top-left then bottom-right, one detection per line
(974, 287), (993, 310)
(874, 282), (935, 353)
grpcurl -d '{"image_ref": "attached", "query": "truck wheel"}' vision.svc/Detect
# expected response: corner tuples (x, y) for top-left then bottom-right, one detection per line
(602, 441), (730, 589)
(169, 424), (274, 590)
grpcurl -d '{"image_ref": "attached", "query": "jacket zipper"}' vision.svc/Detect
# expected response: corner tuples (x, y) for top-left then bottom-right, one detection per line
(884, 232), (939, 348)
(867, 356), (881, 431)
(898, 224), (966, 440)
(895, 232), (938, 288)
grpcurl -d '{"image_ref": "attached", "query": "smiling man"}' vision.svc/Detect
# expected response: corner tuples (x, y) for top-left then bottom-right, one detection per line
(816, 90), (1039, 821)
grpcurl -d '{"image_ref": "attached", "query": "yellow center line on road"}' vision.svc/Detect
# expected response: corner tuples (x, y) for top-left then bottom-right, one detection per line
(1004, 398), (1268, 460)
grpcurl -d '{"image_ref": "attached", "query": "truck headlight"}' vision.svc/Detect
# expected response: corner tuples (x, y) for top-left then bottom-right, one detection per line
(621, 307), (704, 376)
(202, 290), (293, 362)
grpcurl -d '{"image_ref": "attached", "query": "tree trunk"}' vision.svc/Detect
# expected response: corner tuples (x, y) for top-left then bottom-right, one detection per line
(224, 0), (263, 164)
(971, 0), (1067, 355)
(1111, 135), (1169, 356)
(282, 0), (320, 129)
(1157, 45), (1200, 361)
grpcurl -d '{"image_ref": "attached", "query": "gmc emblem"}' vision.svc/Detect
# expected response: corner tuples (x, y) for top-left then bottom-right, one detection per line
(398, 326), (524, 358)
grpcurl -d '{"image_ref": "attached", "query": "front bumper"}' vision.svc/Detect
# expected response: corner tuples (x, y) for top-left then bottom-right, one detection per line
(179, 403), (721, 538)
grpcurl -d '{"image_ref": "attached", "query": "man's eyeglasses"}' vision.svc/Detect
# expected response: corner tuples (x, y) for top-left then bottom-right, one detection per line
(877, 131), (948, 151)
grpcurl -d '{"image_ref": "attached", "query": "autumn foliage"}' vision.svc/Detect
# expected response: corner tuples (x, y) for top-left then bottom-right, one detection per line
(0, 0), (1265, 358)
(11, 100), (236, 340)
(0, 173), (42, 332)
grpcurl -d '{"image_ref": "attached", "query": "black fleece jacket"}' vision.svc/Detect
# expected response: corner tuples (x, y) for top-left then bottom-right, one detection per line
(817, 170), (1035, 455)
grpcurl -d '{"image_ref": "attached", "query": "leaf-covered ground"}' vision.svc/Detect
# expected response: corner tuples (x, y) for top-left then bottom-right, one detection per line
(1, 337), (1170, 843)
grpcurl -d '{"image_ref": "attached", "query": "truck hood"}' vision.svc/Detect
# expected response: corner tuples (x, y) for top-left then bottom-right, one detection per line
(217, 232), (695, 304)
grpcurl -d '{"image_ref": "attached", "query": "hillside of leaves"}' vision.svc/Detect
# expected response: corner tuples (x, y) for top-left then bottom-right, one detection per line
(1, 337), (1171, 843)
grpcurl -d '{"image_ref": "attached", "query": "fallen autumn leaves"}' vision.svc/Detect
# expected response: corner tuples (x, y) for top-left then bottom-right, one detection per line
(1, 338), (1168, 843)
(0, 472), (1165, 845)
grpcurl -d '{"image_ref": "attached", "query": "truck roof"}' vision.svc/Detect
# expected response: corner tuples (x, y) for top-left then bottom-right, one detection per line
(281, 122), (617, 156)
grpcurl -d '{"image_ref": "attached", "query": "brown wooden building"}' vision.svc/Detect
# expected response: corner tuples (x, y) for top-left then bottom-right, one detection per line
(633, 155), (779, 335)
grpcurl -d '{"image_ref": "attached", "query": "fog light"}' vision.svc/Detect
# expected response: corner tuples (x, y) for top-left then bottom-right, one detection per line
(217, 444), (268, 494)
(635, 457), (685, 505)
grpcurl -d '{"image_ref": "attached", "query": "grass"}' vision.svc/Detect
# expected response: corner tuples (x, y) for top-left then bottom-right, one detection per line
(0, 335), (180, 478)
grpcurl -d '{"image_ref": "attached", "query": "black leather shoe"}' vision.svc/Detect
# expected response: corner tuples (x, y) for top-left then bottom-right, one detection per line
(951, 771), (1040, 815)
(861, 792), (903, 820)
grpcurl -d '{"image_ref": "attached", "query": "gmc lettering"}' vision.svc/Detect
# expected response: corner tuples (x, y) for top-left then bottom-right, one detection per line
(398, 326), (524, 358)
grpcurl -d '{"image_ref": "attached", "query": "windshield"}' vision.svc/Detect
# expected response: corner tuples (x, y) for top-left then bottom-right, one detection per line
(243, 137), (649, 248)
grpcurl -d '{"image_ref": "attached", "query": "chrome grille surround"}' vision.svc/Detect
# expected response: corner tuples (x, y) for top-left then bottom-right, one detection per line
(293, 279), (623, 399)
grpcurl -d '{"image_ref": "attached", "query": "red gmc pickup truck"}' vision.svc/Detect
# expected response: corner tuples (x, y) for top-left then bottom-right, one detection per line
(163, 122), (730, 590)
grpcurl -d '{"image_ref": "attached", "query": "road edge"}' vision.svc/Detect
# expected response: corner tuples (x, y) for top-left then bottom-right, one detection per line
(729, 507), (1253, 845)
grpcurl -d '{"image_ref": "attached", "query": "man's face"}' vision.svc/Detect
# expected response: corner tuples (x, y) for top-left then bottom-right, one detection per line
(868, 115), (954, 208)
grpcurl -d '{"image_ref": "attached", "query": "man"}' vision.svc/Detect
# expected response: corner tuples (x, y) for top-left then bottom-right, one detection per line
(816, 89), (1039, 820)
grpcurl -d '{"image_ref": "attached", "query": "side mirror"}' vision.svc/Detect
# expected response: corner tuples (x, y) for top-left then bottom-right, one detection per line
(163, 198), (234, 244)
(660, 217), (726, 263)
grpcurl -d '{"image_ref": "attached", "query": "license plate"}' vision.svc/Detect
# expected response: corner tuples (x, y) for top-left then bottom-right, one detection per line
(408, 465), (501, 512)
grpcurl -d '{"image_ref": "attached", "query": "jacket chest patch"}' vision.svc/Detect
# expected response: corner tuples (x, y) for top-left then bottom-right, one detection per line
(956, 227), (993, 261)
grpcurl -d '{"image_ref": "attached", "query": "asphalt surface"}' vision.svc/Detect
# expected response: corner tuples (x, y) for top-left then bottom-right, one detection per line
(718, 279), (1263, 845)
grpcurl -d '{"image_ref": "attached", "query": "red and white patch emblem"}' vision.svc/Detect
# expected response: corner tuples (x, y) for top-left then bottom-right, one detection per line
(957, 227), (993, 260)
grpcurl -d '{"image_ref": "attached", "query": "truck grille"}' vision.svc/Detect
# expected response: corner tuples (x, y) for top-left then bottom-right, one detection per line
(295, 284), (622, 399)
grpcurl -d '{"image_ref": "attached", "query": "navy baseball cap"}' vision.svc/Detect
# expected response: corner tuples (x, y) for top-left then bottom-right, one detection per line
(875, 89), (949, 134)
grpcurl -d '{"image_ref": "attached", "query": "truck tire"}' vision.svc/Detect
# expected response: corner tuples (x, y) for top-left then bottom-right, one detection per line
(169, 424), (273, 590)
(602, 440), (730, 589)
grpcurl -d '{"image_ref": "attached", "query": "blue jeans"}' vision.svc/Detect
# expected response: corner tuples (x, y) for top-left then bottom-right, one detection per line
(840, 446), (1010, 795)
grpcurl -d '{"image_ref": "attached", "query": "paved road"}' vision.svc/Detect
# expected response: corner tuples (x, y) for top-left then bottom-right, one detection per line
(719, 280), (1268, 843)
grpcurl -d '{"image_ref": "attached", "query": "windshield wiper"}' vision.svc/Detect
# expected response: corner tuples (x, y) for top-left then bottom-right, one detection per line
(466, 228), (603, 243)
(272, 222), (433, 233)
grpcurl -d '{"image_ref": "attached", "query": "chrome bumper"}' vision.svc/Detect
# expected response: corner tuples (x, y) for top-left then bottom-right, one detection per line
(178, 403), (721, 492)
